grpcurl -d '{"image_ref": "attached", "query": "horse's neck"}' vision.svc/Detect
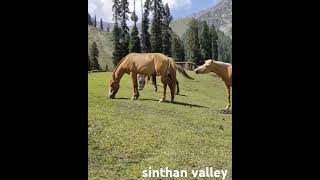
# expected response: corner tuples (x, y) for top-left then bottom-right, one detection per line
(113, 64), (125, 82)
(211, 63), (229, 80)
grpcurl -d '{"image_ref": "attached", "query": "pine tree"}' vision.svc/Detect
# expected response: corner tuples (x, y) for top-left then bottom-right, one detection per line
(162, 3), (172, 56)
(119, 0), (130, 58)
(105, 63), (109, 71)
(112, 24), (122, 65)
(88, 13), (93, 25)
(185, 18), (202, 65)
(90, 42), (101, 70)
(129, 0), (141, 53)
(94, 15), (97, 27)
(112, 0), (122, 65)
(200, 21), (212, 60)
(172, 33), (185, 62)
(141, 0), (151, 53)
(88, 54), (92, 71)
(106, 25), (110, 32)
(150, 0), (163, 53)
(217, 30), (232, 63)
(100, 18), (103, 30)
(210, 24), (218, 60)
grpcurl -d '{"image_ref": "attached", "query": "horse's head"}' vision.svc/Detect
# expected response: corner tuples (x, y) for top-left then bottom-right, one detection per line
(108, 79), (120, 99)
(137, 74), (146, 90)
(194, 60), (214, 74)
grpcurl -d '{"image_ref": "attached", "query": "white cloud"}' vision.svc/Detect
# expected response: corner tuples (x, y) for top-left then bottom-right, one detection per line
(162, 0), (191, 10)
(88, 0), (192, 24)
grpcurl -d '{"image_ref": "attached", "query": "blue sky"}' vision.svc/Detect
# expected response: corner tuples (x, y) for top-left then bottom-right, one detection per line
(171, 0), (220, 19)
(88, 0), (221, 24)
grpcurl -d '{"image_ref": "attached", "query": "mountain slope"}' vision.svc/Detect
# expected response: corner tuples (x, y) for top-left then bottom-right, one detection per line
(88, 26), (114, 71)
(170, 0), (232, 38)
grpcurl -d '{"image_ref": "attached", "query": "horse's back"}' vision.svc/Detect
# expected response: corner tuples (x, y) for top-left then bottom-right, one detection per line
(126, 53), (170, 75)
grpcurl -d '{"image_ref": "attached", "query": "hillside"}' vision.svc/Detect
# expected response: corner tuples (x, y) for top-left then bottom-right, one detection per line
(170, 0), (232, 38)
(88, 26), (114, 71)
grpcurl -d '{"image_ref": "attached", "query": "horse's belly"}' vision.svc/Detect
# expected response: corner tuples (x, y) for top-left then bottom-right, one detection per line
(136, 64), (155, 75)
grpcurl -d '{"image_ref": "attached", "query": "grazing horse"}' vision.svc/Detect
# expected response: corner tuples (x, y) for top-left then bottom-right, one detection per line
(108, 53), (193, 102)
(194, 59), (232, 111)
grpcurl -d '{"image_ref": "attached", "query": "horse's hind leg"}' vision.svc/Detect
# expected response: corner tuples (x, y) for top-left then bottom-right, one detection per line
(225, 84), (231, 111)
(152, 75), (157, 92)
(176, 80), (179, 95)
(168, 76), (176, 102)
(159, 75), (168, 102)
(131, 72), (139, 100)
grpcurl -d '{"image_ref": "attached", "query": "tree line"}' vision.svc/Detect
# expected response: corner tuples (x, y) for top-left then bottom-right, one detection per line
(112, 0), (177, 66)
(88, 13), (110, 32)
(183, 18), (232, 64)
(88, 0), (231, 71)
(111, 0), (231, 67)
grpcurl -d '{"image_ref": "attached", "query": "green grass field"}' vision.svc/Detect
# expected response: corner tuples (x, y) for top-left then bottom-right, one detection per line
(88, 71), (232, 180)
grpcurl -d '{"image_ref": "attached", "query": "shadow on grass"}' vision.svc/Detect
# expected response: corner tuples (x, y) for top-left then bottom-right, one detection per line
(169, 101), (208, 108)
(138, 98), (158, 102)
(177, 94), (187, 96)
(111, 97), (208, 108)
(219, 109), (232, 114)
(111, 97), (130, 100)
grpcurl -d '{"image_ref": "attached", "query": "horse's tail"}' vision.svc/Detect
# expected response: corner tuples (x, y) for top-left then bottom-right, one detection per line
(175, 64), (194, 80)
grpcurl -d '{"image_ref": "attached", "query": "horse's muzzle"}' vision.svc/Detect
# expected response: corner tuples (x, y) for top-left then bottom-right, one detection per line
(108, 93), (115, 99)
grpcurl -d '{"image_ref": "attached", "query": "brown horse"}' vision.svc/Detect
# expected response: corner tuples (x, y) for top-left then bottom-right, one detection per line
(194, 59), (232, 111)
(108, 53), (191, 102)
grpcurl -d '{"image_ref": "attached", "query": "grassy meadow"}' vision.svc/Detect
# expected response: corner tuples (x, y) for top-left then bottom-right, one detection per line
(88, 71), (232, 179)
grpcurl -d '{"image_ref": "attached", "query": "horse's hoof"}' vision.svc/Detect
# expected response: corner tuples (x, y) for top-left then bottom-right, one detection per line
(131, 97), (138, 100)
(223, 107), (231, 113)
(159, 98), (165, 102)
(171, 99), (175, 103)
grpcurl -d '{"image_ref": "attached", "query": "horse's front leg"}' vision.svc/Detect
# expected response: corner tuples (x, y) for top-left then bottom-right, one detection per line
(131, 72), (139, 100)
(159, 76), (167, 102)
(225, 84), (231, 111)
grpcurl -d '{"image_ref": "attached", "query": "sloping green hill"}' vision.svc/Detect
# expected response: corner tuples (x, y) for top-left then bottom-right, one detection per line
(88, 26), (114, 71)
(170, 17), (192, 38)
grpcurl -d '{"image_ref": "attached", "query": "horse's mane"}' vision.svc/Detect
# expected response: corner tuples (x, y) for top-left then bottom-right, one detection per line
(112, 55), (127, 79)
(212, 60), (231, 66)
